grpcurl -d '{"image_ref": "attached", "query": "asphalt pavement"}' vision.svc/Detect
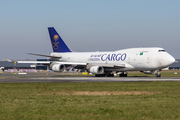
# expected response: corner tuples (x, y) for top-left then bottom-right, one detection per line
(0, 72), (180, 83)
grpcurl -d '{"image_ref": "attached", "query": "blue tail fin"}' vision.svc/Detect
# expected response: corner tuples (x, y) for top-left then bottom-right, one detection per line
(48, 27), (72, 52)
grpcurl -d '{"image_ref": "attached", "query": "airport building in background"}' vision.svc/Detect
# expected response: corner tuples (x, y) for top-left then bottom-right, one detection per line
(169, 59), (180, 69)
(0, 59), (50, 72)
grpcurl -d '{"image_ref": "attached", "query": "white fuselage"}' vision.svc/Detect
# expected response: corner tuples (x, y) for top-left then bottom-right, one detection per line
(50, 47), (175, 72)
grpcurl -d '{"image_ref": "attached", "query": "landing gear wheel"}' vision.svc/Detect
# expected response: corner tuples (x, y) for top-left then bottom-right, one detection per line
(95, 74), (105, 77)
(119, 73), (127, 77)
(104, 72), (114, 77)
(156, 73), (161, 77)
(107, 74), (114, 77)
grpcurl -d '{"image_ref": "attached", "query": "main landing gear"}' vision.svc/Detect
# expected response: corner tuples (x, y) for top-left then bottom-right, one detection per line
(95, 74), (114, 77)
(95, 71), (161, 77)
(95, 72), (114, 77)
(95, 72), (128, 77)
(119, 72), (128, 77)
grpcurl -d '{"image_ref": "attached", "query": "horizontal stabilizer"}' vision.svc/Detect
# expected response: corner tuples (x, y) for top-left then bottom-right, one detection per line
(18, 61), (51, 64)
(28, 53), (62, 59)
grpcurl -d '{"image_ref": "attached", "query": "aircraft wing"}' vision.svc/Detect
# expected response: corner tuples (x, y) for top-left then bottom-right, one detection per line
(17, 61), (127, 68)
(17, 61), (87, 67)
(17, 60), (133, 71)
(59, 62), (127, 70)
(53, 62), (86, 65)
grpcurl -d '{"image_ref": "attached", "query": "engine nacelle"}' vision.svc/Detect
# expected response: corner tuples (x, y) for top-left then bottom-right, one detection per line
(140, 70), (156, 74)
(89, 66), (104, 74)
(52, 64), (66, 72)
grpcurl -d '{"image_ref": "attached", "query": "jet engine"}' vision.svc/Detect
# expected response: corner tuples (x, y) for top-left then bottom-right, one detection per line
(140, 70), (156, 74)
(52, 64), (66, 72)
(89, 66), (104, 74)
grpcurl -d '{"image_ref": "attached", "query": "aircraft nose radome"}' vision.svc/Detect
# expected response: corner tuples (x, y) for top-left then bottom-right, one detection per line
(164, 55), (175, 67)
(158, 54), (175, 68)
(169, 56), (175, 65)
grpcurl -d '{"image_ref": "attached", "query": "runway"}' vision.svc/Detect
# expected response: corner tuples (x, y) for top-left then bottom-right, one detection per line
(0, 77), (180, 83)
(0, 72), (180, 83)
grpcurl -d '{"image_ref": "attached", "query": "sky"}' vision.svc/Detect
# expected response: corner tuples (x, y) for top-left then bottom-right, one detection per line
(0, 0), (180, 60)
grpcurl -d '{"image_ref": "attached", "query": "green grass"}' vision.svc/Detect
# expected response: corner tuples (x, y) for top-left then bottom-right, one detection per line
(0, 82), (180, 120)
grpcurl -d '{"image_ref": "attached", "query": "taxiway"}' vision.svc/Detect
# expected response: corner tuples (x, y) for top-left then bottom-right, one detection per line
(0, 72), (180, 83)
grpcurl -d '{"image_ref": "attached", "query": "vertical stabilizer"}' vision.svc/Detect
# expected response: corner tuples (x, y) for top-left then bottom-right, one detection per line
(48, 27), (72, 52)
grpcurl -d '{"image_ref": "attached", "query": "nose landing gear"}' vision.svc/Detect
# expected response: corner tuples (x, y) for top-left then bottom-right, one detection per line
(156, 70), (161, 77)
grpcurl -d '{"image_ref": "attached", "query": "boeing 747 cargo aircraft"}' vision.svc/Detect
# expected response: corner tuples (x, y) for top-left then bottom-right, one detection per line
(18, 27), (175, 77)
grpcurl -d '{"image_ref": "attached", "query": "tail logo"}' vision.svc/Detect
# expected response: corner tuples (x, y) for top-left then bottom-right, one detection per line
(53, 35), (59, 50)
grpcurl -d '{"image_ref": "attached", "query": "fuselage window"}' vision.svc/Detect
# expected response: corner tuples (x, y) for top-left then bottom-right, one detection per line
(158, 50), (166, 52)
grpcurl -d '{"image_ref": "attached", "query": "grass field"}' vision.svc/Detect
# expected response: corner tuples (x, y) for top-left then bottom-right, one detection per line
(0, 82), (180, 120)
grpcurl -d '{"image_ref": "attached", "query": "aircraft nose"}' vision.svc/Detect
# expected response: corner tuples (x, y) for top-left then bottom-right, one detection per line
(157, 54), (175, 68)
(168, 55), (175, 65)
(164, 54), (175, 67)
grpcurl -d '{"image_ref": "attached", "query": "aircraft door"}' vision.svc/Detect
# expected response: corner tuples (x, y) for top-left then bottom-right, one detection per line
(136, 51), (143, 68)
(135, 50), (151, 68)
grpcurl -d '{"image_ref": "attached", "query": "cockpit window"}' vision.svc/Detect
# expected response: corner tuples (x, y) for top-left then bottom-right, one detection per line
(158, 50), (166, 52)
